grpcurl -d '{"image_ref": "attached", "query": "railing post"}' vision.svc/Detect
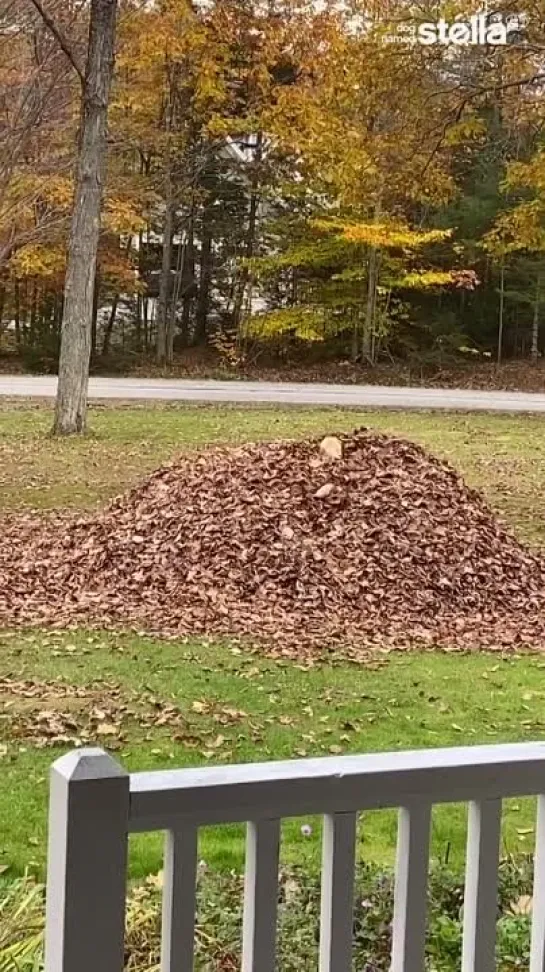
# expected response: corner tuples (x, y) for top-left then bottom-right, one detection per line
(44, 748), (130, 972)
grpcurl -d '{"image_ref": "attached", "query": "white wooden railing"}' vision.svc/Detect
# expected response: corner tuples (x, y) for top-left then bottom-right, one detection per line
(44, 742), (545, 972)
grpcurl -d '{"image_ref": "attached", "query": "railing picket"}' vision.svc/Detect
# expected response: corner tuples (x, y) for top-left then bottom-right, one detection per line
(242, 818), (280, 972)
(161, 826), (198, 972)
(319, 812), (357, 972)
(531, 796), (545, 972)
(391, 803), (431, 972)
(462, 799), (501, 972)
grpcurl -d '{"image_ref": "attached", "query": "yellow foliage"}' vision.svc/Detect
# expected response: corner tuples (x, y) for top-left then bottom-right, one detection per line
(103, 199), (146, 236)
(9, 244), (66, 280)
(444, 116), (486, 147)
(248, 306), (329, 342)
(397, 270), (458, 289)
(342, 224), (451, 250)
(314, 220), (451, 251)
(487, 203), (545, 255)
(488, 148), (545, 256)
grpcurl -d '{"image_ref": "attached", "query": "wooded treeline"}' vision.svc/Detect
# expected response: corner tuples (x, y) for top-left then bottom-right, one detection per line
(2, 0), (545, 373)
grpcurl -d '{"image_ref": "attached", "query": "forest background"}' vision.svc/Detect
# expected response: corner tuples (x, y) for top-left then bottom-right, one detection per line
(2, 0), (545, 381)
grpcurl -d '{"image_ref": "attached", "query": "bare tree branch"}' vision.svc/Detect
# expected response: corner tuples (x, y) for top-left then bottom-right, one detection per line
(26, 0), (85, 83)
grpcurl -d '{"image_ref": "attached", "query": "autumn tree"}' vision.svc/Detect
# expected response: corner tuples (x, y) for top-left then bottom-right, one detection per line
(485, 147), (545, 362)
(26, 0), (118, 434)
(0, 2), (75, 268)
(3, 0), (545, 374)
(243, 1), (459, 359)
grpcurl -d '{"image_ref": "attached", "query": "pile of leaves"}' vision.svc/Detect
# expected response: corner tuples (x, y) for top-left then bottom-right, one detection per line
(2, 429), (545, 656)
(0, 858), (536, 971)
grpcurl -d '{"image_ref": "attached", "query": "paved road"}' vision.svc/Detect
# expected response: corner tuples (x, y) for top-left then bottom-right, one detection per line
(2, 374), (545, 412)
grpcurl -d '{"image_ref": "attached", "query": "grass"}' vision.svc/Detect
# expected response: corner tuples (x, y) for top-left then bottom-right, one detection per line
(1, 630), (545, 878)
(0, 405), (545, 545)
(2, 404), (545, 879)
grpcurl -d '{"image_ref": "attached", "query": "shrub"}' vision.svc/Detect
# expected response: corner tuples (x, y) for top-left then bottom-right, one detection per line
(0, 858), (536, 971)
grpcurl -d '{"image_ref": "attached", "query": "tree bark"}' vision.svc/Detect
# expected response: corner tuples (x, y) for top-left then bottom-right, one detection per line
(362, 246), (379, 361)
(497, 257), (505, 367)
(531, 272), (541, 363)
(136, 229), (145, 351)
(156, 78), (174, 366)
(181, 212), (195, 346)
(14, 281), (21, 348)
(361, 199), (381, 362)
(101, 295), (119, 357)
(143, 296), (149, 350)
(135, 294), (143, 352)
(167, 233), (187, 361)
(233, 132), (263, 332)
(52, 0), (118, 435)
(195, 215), (212, 345)
(30, 282), (37, 343)
(156, 194), (174, 364)
(102, 236), (132, 356)
(351, 313), (359, 363)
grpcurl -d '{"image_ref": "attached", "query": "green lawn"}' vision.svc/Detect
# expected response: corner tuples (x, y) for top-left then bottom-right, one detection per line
(1, 630), (544, 878)
(1, 404), (545, 878)
(1, 405), (545, 545)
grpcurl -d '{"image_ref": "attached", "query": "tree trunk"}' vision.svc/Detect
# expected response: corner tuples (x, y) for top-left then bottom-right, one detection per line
(362, 246), (379, 360)
(143, 296), (149, 350)
(101, 295), (119, 356)
(497, 257), (505, 367)
(361, 199), (381, 362)
(195, 216), (212, 345)
(30, 282), (37, 343)
(156, 195), (174, 364)
(135, 294), (143, 352)
(181, 208), (195, 346)
(351, 313), (359, 363)
(156, 81), (174, 366)
(53, 0), (118, 435)
(233, 132), (263, 332)
(532, 272), (541, 363)
(14, 282), (21, 348)
(167, 236), (185, 361)
(102, 236), (132, 356)
(135, 230), (144, 351)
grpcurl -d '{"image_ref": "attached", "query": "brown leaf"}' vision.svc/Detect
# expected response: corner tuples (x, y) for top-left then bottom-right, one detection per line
(96, 723), (118, 737)
(314, 483), (335, 499)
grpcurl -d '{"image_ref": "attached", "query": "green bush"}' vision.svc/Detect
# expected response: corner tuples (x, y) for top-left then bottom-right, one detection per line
(0, 858), (536, 971)
(0, 875), (43, 971)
